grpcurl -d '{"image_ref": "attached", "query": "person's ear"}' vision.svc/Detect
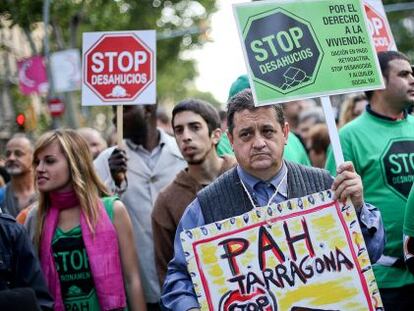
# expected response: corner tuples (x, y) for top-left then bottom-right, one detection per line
(383, 74), (389, 86)
(283, 122), (290, 144)
(211, 128), (222, 145)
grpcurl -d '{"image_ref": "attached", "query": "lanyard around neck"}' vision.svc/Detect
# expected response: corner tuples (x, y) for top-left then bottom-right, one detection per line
(239, 169), (288, 210)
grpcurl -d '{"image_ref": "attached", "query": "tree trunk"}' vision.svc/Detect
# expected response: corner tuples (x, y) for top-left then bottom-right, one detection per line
(23, 27), (38, 55)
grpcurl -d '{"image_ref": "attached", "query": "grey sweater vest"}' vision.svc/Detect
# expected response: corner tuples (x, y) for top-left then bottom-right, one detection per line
(198, 161), (333, 224)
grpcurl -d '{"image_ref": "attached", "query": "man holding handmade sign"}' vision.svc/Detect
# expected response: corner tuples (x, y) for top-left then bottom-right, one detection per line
(161, 88), (384, 310)
(161, 0), (388, 309)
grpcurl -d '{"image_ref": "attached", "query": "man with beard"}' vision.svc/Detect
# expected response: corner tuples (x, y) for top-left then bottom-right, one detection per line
(152, 99), (236, 286)
(94, 104), (186, 310)
(0, 134), (36, 217)
(326, 51), (414, 311)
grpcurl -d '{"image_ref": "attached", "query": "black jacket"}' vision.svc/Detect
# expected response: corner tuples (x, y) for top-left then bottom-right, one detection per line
(0, 213), (53, 310)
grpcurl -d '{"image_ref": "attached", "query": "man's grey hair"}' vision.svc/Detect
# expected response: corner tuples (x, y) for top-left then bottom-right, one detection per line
(8, 134), (34, 151)
(298, 107), (325, 124)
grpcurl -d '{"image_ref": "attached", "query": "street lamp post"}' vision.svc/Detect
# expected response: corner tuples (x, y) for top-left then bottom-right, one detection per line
(43, 0), (80, 129)
(43, 0), (59, 129)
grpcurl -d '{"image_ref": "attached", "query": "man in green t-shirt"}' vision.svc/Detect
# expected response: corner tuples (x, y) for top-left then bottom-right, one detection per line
(404, 185), (414, 276)
(326, 51), (414, 311)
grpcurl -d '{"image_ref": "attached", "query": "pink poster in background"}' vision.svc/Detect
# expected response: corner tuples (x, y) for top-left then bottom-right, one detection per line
(17, 56), (49, 95)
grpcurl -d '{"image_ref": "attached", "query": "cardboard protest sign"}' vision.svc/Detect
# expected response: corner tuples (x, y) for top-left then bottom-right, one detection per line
(181, 190), (383, 310)
(82, 30), (156, 106)
(233, 0), (384, 106)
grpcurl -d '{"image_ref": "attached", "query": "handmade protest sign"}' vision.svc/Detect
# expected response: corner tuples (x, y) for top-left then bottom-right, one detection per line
(181, 190), (383, 310)
(233, 0), (384, 106)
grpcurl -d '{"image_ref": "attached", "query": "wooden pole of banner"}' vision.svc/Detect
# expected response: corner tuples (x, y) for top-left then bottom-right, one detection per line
(117, 105), (123, 147)
(115, 105), (127, 188)
(321, 96), (344, 168)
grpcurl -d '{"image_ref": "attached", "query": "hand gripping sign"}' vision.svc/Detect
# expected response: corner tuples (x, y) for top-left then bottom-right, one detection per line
(181, 190), (383, 311)
(82, 30), (155, 106)
(82, 30), (156, 186)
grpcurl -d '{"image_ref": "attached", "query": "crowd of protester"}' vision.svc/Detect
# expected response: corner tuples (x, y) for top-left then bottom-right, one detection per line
(0, 50), (413, 311)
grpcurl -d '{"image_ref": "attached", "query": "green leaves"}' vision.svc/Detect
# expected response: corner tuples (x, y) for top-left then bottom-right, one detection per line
(0, 0), (219, 131)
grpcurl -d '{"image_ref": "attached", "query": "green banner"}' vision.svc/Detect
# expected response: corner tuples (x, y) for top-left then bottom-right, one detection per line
(234, 0), (384, 105)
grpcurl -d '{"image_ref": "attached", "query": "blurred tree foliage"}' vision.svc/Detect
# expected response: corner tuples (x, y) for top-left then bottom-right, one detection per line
(186, 88), (222, 108)
(383, 1), (414, 59)
(0, 0), (218, 112)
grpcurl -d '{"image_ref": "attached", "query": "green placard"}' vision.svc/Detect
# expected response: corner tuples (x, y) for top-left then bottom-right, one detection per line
(233, 0), (384, 106)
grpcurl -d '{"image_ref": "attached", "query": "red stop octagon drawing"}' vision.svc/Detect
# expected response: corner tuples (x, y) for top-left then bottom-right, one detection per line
(364, 4), (394, 52)
(84, 33), (154, 102)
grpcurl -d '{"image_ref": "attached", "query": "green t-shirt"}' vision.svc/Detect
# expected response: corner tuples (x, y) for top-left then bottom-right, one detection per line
(52, 197), (121, 311)
(53, 226), (101, 311)
(217, 131), (310, 166)
(284, 132), (311, 166)
(216, 132), (234, 157)
(404, 184), (414, 236)
(325, 111), (414, 288)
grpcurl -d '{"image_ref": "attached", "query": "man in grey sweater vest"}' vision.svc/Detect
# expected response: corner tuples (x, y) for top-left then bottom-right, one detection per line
(161, 89), (385, 311)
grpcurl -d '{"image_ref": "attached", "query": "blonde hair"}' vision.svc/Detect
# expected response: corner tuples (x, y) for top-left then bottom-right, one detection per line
(338, 94), (367, 128)
(34, 129), (110, 245)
